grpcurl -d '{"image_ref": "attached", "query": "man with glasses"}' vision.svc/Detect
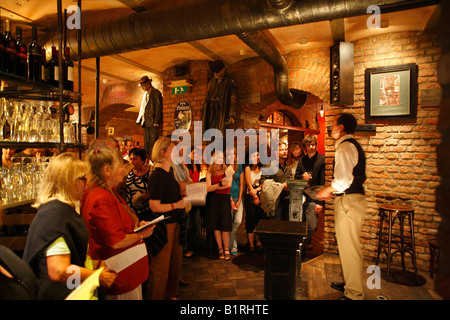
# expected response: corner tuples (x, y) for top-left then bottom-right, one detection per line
(295, 135), (325, 260)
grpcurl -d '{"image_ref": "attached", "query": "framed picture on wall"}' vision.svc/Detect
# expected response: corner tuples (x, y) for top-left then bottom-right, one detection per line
(364, 63), (418, 121)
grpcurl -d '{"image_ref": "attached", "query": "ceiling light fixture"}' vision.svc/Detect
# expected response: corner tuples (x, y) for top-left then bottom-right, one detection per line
(299, 38), (308, 45)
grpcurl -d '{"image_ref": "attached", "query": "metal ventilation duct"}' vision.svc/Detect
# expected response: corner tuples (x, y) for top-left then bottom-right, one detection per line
(238, 30), (294, 106)
(48, 0), (436, 106)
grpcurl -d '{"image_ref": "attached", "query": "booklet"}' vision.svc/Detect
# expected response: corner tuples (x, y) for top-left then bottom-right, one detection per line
(183, 182), (207, 206)
(220, 165), (235, 181)
(133, 215), (169, 233)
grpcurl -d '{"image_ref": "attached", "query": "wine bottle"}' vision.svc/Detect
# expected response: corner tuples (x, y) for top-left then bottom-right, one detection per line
(0, 20), (6, 72)
(15, 26), (27, 78)
(63, 47), (74, 91)
(4, 19), (17, 75)
(41, 48), (49, 84)
(28, 27), (42, 82)
(48, 46), (59, 87)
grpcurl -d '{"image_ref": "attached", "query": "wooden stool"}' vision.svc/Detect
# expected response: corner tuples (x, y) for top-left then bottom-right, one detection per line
(375, 204), (419, 283)
(428, 236), (440, 279)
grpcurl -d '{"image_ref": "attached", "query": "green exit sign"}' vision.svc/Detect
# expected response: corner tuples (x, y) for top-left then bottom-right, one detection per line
(172, 86), (188, 95)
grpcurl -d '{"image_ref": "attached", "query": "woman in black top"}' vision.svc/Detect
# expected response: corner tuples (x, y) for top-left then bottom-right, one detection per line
(147, 136), (186, 300)
(126, 147), (152, 221)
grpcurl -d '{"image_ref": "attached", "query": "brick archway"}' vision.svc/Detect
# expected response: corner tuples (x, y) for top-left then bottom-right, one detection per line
(286, 49), (330, 104)
(229, 51), (330, 129)
(99, 82), (143, 111)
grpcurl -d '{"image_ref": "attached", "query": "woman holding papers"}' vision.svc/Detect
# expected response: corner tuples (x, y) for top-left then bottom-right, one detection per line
(148, 136), (186, 300)
(82, 146), (155, 300)
(23, 153), (117, 300)
(205, 151), (233, 260)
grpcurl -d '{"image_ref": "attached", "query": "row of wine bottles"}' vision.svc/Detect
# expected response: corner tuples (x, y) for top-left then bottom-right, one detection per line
(0, 19), (74, 91)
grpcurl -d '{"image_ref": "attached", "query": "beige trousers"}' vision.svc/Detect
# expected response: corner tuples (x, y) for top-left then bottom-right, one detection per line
(334, 193), (367, 300)
(148, 222), (183, 300)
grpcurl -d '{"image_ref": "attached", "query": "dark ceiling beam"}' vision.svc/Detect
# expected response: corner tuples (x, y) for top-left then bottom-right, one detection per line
(117, 0), (148, 12)
(77, 63), (132, 82)
(187, 41), (228, 63)
(330, 18), (346, 43)
(110, 54), (164, 77)
(424, 5), (441, 30)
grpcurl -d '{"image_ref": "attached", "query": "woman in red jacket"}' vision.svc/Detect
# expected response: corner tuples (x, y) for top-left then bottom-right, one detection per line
(82, 145), (155, 300)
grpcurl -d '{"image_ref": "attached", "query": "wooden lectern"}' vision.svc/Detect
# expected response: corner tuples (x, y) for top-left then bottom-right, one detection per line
(255, 219), (307, 300)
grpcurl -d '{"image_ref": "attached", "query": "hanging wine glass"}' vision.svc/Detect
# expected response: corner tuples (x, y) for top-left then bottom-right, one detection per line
(29, 102), (39, 142)
(20, 102), (32, 142)
(38, 101), (47, 142)
(4, 99), (17, 141)
(0, 99), (7, 141)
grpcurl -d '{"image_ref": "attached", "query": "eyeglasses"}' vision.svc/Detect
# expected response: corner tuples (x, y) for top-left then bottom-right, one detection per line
(77, 177), (87, 184)
(305, 143), (316, 147)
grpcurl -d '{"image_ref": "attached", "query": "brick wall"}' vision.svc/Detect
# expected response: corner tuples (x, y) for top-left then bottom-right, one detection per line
(322, 30), (442, 271)
(162, 60), (210, 138)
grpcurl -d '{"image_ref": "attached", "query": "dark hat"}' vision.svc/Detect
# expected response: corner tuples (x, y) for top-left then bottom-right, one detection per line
(138, 76), (152, 86)
(211, 60), (225, 73)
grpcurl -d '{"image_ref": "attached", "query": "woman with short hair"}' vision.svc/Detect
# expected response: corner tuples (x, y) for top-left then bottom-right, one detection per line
(23, 152), (117, 300)
(82, 146), (154, 300)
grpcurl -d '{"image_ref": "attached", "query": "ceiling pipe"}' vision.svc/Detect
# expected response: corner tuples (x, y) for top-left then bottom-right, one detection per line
(45, 0), (438, 106)
(238, 30), (293, 106)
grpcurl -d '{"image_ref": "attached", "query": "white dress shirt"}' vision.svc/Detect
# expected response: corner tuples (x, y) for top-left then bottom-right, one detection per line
(331, 134), (359, 193)
(136, 91), (149, 125)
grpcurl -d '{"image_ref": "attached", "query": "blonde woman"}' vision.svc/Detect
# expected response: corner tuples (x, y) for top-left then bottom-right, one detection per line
(205, 151), (233, 260)
(147, 136), (186, 300)
(82, 146), (154, 300)
(23, 153), (117, 300)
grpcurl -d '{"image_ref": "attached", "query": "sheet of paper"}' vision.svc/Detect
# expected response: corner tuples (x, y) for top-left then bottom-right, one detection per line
(104, 243), (147, 273)
(220, 165), (235, 181)
(225, 165), (235, 177)
(183, 182), (207, 206)
(65, 267), (103, 300)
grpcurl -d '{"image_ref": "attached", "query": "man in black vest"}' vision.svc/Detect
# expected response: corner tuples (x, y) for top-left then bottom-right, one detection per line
(317, 113), (367, 300)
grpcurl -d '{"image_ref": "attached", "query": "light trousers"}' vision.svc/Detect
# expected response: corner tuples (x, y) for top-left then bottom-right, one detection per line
(334, 193), (367, 300)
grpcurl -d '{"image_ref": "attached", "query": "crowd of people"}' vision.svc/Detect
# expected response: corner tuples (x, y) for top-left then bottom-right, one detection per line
(1, 130), (328, 300)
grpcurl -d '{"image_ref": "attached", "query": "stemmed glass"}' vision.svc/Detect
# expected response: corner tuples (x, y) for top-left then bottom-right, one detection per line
(28, 102), (40, 142)
(13, 102), (24, 142)
(17, 102), (31, 142)
(4, 99), (17, 141)
(0, 99), (7, 141)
